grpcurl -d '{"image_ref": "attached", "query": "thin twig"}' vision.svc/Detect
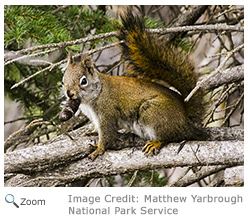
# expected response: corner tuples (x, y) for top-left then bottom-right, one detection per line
(170, 165), (230, 187)
(127, 170), (138, 187)
(185, 43), (244, 102)
(4, 115), (41, 125)
(221, 92), (244, 126)
(10, 65), (53, 89)
(4, 48), (58, 66)
(51, 5), (71, 15)
(4, 24), (243, 60)
(10, 41), (124, 90)
(150, 24), (244, 34)
(105, 60), (125, 75)
(204, 84), (236, 126)
(169, 167), (192, 186)
(4, 32), (118, 58)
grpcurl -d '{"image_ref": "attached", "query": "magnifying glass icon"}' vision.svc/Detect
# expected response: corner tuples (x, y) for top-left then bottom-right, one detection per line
(5, 194), (19, 208)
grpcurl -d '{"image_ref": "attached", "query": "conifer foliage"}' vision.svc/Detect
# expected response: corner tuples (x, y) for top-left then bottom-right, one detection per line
(4, 6), (244, 187)
(4, 5), (116, 123)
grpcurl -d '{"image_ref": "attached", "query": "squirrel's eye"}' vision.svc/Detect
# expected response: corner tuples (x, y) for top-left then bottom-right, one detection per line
(80, 76), (88, 86)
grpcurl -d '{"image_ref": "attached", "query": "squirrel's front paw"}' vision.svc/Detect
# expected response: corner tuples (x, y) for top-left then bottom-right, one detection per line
(83, 129), (98, 137)
(142, 141), (163, 155)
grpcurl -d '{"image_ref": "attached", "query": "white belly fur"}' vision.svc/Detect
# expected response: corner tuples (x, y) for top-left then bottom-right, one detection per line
(80, 104), (156, 140)
(79, 103), (99, 131)
(118, 119), (156, 140)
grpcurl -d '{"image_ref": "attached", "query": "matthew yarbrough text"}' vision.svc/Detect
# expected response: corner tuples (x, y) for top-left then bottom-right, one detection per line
(144, 194), (243, 205)
(191, 195), (243, 205)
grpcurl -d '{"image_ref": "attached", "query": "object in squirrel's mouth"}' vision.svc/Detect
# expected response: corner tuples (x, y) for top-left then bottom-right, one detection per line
(59, 98), (80, 121)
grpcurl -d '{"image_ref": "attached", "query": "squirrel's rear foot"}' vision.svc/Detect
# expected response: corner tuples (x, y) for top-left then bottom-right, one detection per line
(88, 143), (105, 160)
(142, 140), (163, 155)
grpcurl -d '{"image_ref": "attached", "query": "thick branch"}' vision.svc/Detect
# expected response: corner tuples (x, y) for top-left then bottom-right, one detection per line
(224, 166), (244, 186)
(203, 64), (244, 91)
(4, 125), (243, 187)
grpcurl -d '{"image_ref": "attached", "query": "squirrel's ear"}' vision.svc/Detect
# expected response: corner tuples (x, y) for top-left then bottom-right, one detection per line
(80, 53), (88, 61)
(67, 52), (73, 65)
(81, 55), (94, 75)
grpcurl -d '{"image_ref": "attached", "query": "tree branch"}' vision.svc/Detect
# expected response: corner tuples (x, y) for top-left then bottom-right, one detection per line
(10, 41), (123, 90)
(4, 31), (118, 59)
(185, 44), (244, 102)
(169, 165), (230, 187)
(203, 64), (244, 91)
(224, 166), (244, 186)
(5, 24), (243, 64)
(164, 5), (209, 42)
(4, 125), (243, 187)
(4, 5), (244, 187)
(4, 48), (58, 66)
(150, 24), (244, 35)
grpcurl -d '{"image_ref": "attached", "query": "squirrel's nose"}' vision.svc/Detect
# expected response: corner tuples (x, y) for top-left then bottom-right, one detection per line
(67, 90), (75, 99)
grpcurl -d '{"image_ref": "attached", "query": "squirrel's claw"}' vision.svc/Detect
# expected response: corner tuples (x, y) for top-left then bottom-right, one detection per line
(83, 129), (98, 137)
(142, 141), (162, 155)
(88, 150), (99, 161)
(88, 142), (105, 161)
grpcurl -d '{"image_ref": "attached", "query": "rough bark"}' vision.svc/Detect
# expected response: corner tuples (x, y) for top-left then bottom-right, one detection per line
(224, 166), (244, 186)
(204, 64), (244, 91)
(4, 48), (244, 187)
(165, 5), (209, 42)
(4, 125), (243, 187)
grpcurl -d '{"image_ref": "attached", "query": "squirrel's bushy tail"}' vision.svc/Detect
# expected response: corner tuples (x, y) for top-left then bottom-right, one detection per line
(118, 9), (206, 124)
